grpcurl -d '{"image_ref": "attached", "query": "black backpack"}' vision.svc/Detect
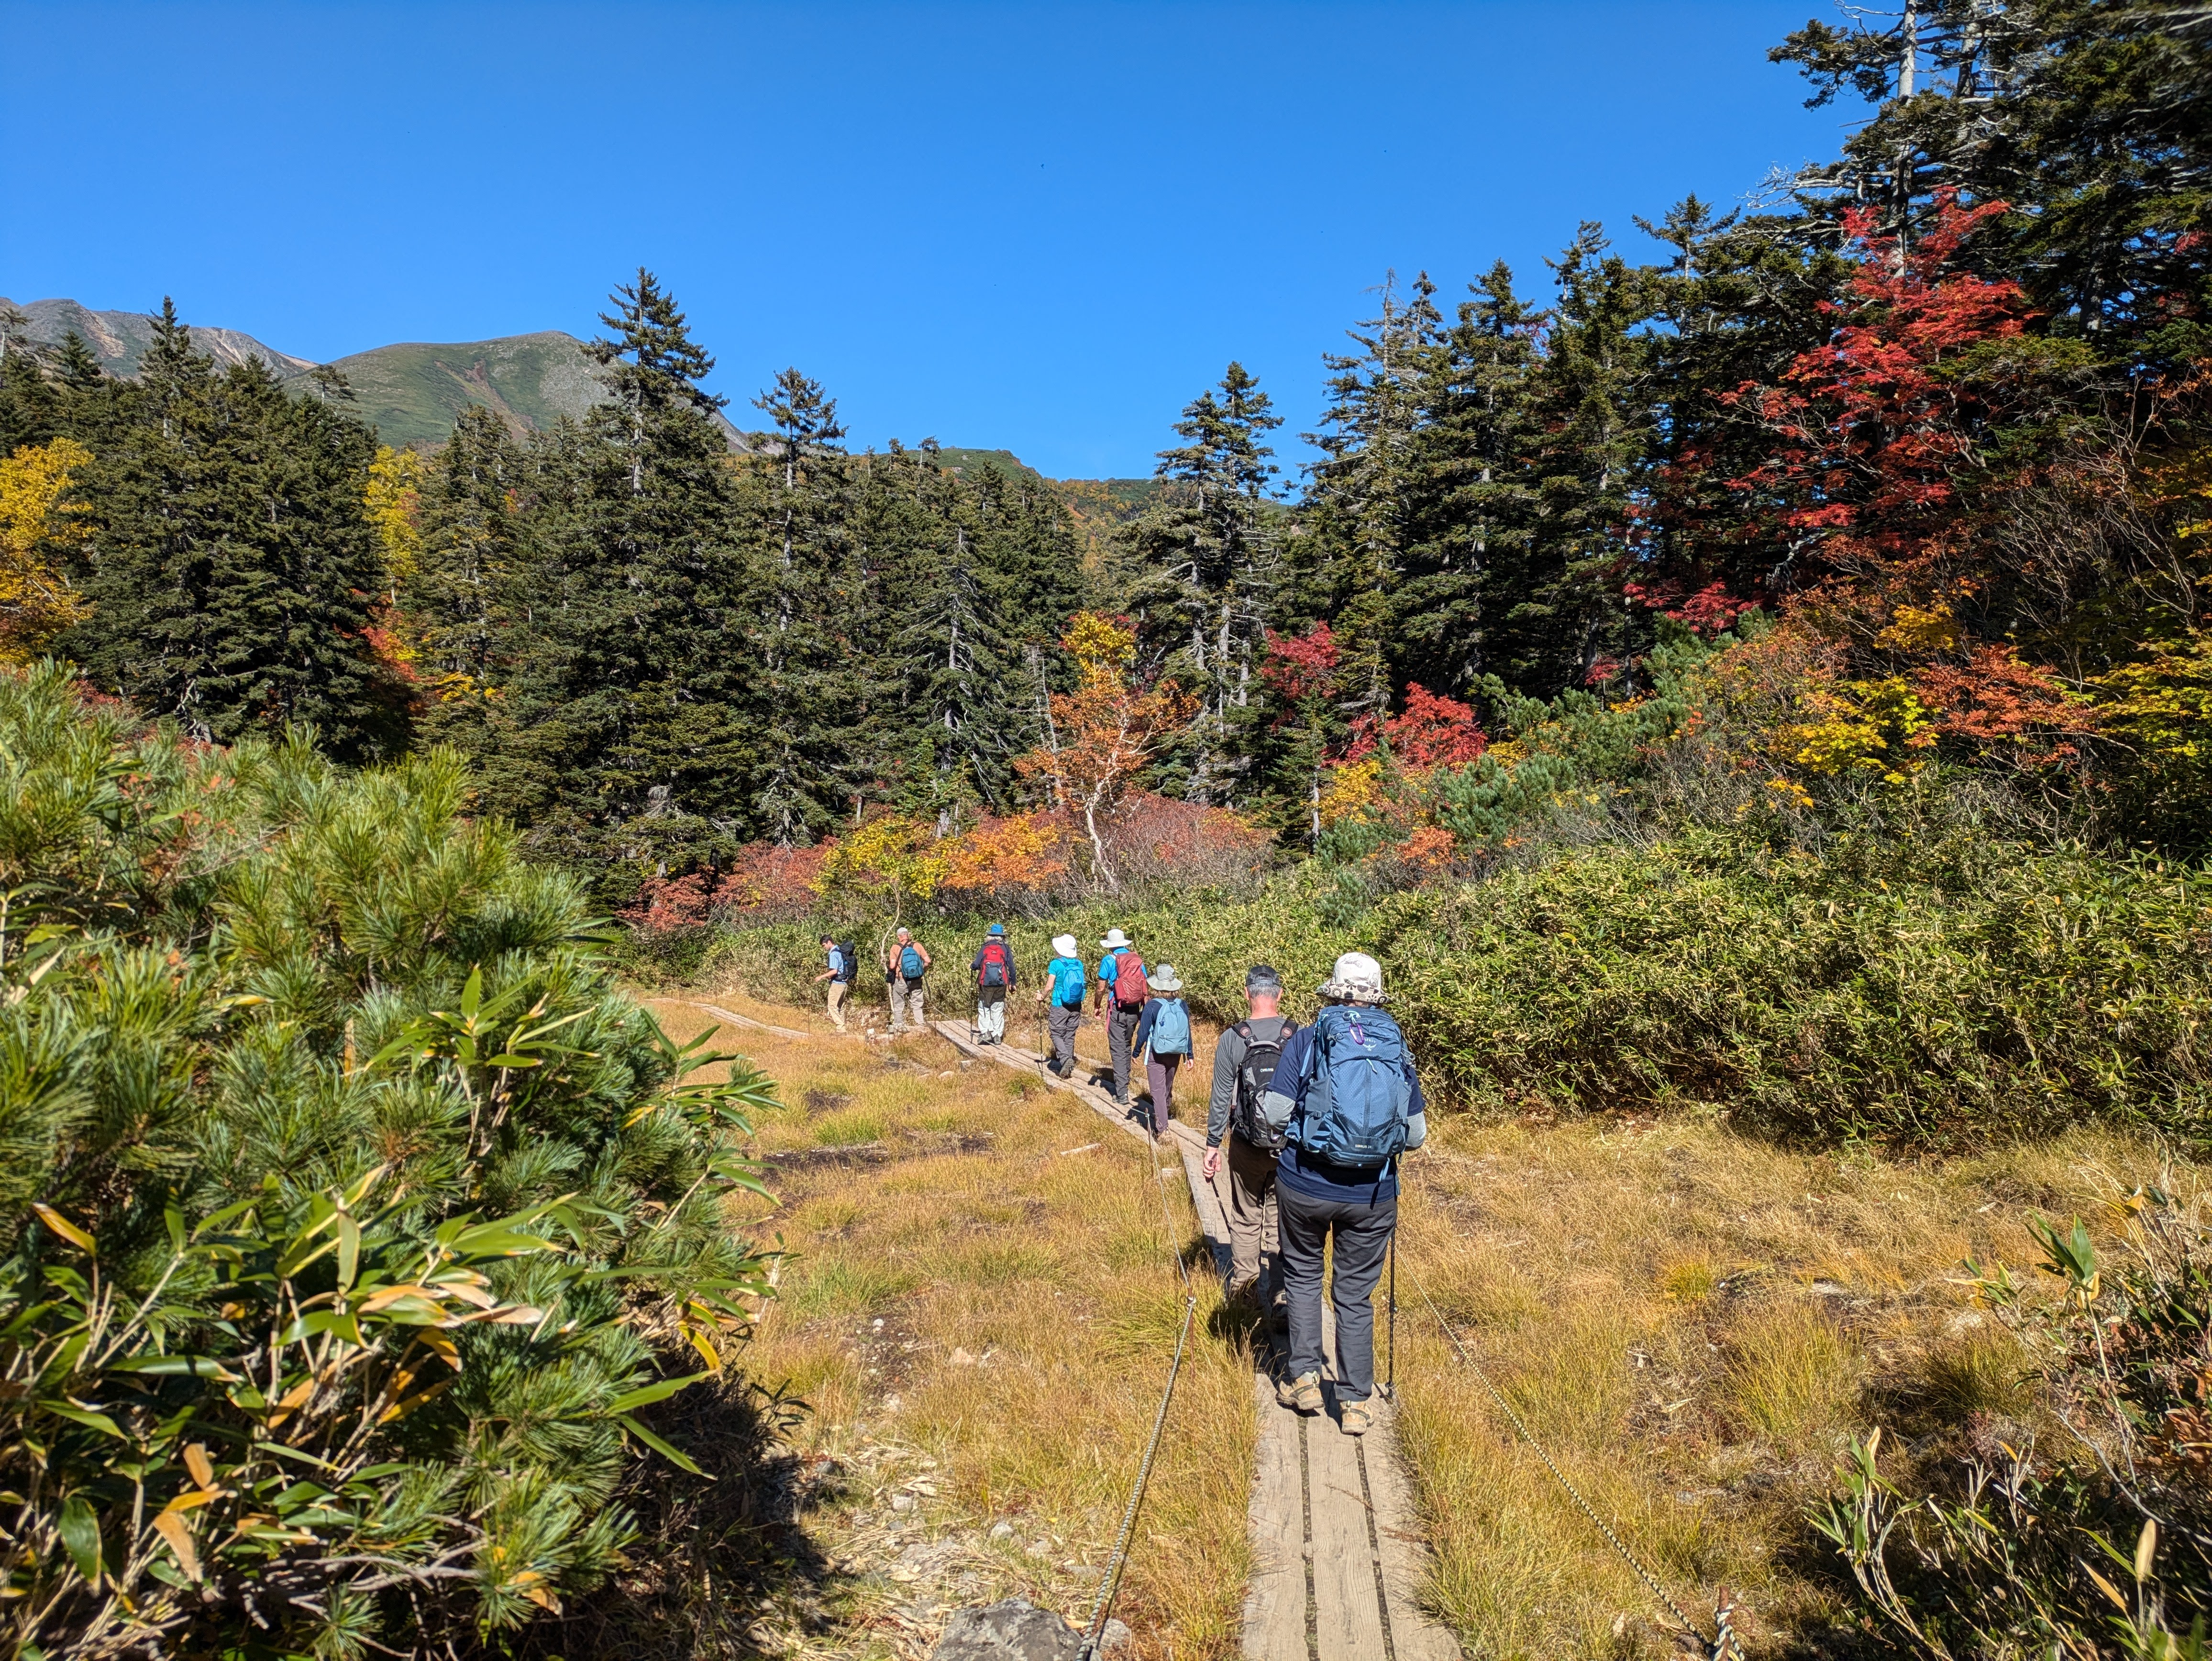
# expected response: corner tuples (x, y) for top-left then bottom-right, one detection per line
(833, 941), (858, 984)
(1232, 1019), (1298, 1150)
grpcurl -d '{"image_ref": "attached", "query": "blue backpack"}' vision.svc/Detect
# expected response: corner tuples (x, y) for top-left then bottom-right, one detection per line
(1148, 998), (1191, 1056)
(900, 943), (925, 979)
(1049, 957), (1088, 1006)
(1292, 1005), (1413, 1170)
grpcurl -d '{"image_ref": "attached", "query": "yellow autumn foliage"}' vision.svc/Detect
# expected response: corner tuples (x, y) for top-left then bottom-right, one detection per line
(365, 446), (426, 587)
(0, 438), (93, 662)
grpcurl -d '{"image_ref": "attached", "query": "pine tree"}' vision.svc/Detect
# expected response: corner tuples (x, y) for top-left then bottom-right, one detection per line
(743, 366), (854, 843)
(462, 273), (755, 883)
(1119, 361), (1284, 803)
(1294, 273), (1447, 719)
(1494, 227), (1655, 693)
(0, 309), (61, 454)
(58, 301), (401, 759)
(1392, 261), (1545, 697)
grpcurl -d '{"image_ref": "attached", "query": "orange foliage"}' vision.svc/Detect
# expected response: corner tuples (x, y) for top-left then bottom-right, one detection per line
(940, 812), (1069, 896)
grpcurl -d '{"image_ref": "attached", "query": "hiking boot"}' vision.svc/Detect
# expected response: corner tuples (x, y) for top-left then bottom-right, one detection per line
(1276, 1372), (1323, 1415)
(1339, 1399), (1372, 1436)
(1226, 1276), (1260, 1307)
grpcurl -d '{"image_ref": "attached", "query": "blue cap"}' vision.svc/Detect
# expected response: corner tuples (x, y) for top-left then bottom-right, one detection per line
(987, 922), (1005, 935)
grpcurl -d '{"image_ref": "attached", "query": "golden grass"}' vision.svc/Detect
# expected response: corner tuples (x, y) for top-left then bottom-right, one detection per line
(645, 996), (1254, 1661)
(1387, 1116), (2205, 1658)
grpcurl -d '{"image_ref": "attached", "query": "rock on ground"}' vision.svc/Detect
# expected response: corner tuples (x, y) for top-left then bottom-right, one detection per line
(930, 1598), (1132, 1660)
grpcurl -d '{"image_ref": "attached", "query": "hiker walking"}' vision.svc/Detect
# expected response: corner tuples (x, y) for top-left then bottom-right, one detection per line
(1203, 964), (1295, 1323)
(1094, 928), (1147, 1106)
(971, 923), (1017, 1045)
(1259, 952), (1425, 1439)
(1129, 964), (1193, 1135)
(885, 927), (930, 1035)
(813, 934), (857, 1032)
(1035, 932), (1088, 1077)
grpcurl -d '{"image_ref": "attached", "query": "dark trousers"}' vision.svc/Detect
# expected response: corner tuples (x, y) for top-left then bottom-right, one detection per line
(1106, 1004), (1141, 1100)
(1279, 1181), (1396, 1404)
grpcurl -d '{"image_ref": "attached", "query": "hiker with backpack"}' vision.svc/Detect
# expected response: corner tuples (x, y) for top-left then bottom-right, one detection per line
(1258, 951), (1426, 1439)
(1203, 964), (1295, 1322)
(813, 934), (857, 1032)
(885, 927), (931, 1035)
(1128, 964), (1194, 1135)
(1034, 932), (1088, 1077)
(1093, 928), (1147, 1106)
(971, 923), (1017, 1044)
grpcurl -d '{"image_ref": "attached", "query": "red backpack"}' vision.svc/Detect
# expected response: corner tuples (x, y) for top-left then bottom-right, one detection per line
(1111, 951), (1148, 1008)
(978, 938), (1011, 987)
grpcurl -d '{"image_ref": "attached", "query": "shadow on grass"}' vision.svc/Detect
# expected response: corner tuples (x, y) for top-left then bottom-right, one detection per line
(490, 1377), (853, 1661)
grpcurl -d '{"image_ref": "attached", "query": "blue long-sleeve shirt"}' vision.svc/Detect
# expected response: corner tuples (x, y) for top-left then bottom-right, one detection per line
(1261, 1017), (1427, 1204)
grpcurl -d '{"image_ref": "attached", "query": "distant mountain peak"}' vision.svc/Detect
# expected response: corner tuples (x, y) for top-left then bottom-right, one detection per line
(2, 297), (315, 379)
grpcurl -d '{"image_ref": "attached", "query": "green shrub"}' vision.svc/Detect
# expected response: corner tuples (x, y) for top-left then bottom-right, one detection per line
(0, 664), (778, 1660)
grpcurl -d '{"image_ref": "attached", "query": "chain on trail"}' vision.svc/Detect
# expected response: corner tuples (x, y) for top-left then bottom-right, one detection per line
(1397, 1242), (1743, 1661)
(1079, 1117), (1198, 1658)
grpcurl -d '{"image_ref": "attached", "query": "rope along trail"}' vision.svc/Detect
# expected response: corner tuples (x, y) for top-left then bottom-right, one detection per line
(1394, 1193), (1746, 1661)
(1078, 1119), (1198, 1660)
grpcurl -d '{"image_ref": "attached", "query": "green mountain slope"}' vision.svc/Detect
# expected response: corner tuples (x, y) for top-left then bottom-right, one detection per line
(318, 332), (608, 449)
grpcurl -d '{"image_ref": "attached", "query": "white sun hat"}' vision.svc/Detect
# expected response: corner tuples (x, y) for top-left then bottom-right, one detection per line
(1100, 928), (1132, 949)
(1051, 933), (1079, 957)
(1147, 963), (1183, 993)
(1318, 951), (1386, 1004)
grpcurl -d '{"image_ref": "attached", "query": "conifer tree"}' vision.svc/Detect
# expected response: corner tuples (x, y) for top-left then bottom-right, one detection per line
(1393, 261), (1544, 697)
(1119, 361), (1284, 802)
(1294, 273), (1447, 721)
(59, 301), (401, 759)
(462, 273), (753, 881)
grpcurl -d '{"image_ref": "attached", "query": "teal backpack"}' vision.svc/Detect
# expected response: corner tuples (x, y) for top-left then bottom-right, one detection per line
(1149, 998), (1192, 1056)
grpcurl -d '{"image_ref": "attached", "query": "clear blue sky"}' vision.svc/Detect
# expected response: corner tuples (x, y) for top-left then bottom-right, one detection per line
(1, 2), (1856, 479)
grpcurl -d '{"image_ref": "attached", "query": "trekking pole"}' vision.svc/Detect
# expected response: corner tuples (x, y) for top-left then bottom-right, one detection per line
(1383, 1236), (1397, 1402)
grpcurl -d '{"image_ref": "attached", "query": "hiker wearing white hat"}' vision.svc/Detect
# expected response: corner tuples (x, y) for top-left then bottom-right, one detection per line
(1255, 950), (1426, 1438)
(1035, 932), (1088, 1077)
(1129, 964), (1193, 1136)
(1093, 929), (1147, 1106)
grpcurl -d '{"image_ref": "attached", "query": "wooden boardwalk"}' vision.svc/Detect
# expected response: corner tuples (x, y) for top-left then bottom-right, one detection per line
(930, 1020), (1461, 1661)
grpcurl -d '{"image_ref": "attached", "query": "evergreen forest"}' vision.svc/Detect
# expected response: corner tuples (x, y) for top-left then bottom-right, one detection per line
(5, 2), (2212, 1656)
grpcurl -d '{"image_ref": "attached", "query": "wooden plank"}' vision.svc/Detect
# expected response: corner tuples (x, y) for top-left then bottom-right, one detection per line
(1361, 1400), (1460, 1661)
(1241, 1373), (1309, 1661)
(1180, 1143), (1234, 1279)
(647, 997), (812, 1042)
(930, 1021), (1149, 1142)
(1305, 1392), (1389, 1661)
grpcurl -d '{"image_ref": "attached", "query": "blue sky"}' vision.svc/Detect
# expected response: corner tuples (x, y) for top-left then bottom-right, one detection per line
(1, 2), (1858, 478)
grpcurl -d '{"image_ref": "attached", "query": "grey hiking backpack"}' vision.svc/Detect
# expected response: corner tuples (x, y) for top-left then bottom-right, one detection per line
(1231, 1019), (1297, 1152)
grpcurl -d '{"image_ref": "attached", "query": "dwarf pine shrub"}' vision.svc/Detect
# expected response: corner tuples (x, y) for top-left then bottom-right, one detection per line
(0, 663), (777, 1659)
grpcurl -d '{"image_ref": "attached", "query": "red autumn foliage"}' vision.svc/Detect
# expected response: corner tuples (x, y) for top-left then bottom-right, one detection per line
(715, 842), (830, 922)
(1624, 579), (1758, 640)
(1727, 191), (2028, 587)
(1912, 645), (2094, 760)
(1379, 685), (1488, 767)
(618, 871), (719, 934)
(1260, 621), (1341, 705)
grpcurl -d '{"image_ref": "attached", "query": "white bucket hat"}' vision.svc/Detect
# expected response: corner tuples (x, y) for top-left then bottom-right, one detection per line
(1100, 928), (1132, 949)
(1318, 951), (1386, 1004)
(1147, 963), (1183, 993)
(1051, 933), (1079, 957)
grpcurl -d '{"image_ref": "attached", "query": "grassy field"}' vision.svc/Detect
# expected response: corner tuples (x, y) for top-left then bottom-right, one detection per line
(648, 992), (1255, 1661)
(663, 981), (2202, 1660)
(1388, 1115), (2198, 1659)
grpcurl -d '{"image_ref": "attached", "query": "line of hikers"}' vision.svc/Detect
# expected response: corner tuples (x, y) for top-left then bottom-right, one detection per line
(815, 924), (1421, 1439)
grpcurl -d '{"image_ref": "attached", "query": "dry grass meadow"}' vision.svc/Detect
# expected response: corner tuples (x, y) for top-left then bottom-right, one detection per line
(645, 991), (1255, 1661)
(1388, 1116), (2201, 1659)
(653, 982), (2200, 1661)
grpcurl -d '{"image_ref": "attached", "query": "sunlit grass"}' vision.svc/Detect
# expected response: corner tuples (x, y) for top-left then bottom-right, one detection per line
(644, 995), (1254, 1660)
